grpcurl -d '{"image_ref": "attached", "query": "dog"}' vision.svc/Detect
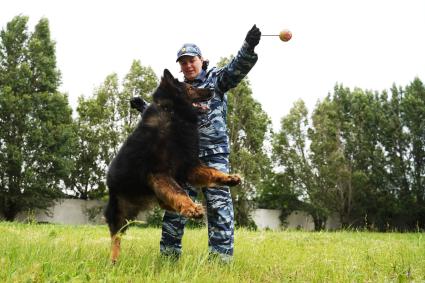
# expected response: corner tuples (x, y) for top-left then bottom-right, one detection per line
(104, 69), (241, 263)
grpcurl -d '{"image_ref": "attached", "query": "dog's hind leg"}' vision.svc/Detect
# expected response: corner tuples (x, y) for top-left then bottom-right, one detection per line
(187, 165), (241, 188)
(148, 174), (204, 219)
(104, 196), (122, 263)
(104, 195), (139, 264)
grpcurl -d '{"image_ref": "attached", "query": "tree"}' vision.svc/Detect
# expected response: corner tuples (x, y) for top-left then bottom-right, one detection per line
(218, 57), (272, 228)
(399, 78), (425, 228)
(309, 86), (386, 228)
(381, 78), (425, 230)
(256, 171), (302, 226)
(120, 60), (157, 137)
(310, 84), (425, 230)
(0, 16), (75, 220)
(271, 100), (329, 230)
(67, 61), (158, 199)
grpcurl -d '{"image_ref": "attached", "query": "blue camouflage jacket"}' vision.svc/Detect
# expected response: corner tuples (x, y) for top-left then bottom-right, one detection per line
(187, 43), (258, 157)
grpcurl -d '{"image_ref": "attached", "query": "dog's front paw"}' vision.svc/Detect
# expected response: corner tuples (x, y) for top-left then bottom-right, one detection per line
(223, 174), (241, 187)
(180, 203), (204, 219)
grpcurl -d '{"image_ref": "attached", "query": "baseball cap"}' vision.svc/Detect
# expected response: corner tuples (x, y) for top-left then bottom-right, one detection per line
(176, 43), (202, 62)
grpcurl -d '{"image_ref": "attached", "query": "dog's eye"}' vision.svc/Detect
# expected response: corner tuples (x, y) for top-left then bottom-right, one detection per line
(161, 103), (173, 112)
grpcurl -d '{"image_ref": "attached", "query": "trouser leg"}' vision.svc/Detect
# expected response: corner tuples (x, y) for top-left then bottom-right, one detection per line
(204, 187), (234, 256)
(201, 154), (234, 258)
(159, 186), (197, 256)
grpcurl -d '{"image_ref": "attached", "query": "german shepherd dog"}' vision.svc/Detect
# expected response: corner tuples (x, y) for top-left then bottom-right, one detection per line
(104, 69), (241, 263)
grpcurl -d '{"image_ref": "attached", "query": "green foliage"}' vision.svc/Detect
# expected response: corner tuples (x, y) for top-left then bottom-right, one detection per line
(120, 60), (158, 136)
(145, 206), (205, 228)
(269, 99), (329, 230)
(67, 61), (158, 199)
(28, 18), (61, 92)
(0, 16), (75, 220)
(217, 57), (273, 228)
(2, 14), (424, 233)
(257, 172), (302, 225)
(145, 206), (164, 228)
(268, 79), (425, 231)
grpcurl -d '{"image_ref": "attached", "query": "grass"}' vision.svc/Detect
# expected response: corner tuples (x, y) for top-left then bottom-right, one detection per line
(1, 222), (424, 282)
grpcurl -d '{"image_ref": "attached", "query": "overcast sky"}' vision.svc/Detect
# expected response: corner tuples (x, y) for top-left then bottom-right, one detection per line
(2, 0), (425, 130)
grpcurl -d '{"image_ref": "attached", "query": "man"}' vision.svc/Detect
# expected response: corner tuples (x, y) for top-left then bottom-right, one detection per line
(159, 25), (261, 262)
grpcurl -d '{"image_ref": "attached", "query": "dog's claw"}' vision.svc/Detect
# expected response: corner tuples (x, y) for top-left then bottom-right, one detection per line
(181, 203), (204, 219)
(224, 174), (241, 186)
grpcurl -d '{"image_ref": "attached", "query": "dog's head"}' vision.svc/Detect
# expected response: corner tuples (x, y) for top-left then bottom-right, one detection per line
(154, 69), (213, 116)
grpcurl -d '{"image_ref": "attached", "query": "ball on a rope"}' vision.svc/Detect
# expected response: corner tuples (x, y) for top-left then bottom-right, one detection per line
(279, 29), (292, 42)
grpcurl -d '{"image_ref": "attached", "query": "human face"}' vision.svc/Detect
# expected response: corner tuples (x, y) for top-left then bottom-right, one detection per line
(178, 56), (203, 81)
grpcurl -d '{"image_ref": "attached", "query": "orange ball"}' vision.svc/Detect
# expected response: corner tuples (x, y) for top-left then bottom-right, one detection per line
(279, 29), (292, 42)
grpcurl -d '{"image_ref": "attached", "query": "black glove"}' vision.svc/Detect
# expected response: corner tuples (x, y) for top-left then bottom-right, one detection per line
(245, 24), (261, 51)
(130, 96), (148, 113)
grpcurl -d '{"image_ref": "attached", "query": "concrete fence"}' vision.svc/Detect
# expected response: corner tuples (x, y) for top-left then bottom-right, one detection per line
(13, 199), (106, 225)
(3, 199), (341, 230)
(252, 209), (341, 230)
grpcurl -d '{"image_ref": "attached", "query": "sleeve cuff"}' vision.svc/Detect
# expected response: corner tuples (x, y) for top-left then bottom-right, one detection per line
(241, 41), (258, 59)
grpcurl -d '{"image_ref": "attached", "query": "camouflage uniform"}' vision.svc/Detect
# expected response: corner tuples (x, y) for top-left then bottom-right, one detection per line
(160, 42), (258, 260)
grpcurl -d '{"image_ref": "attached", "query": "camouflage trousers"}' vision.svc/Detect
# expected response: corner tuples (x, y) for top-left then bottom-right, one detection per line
(160, 153), (234, 258)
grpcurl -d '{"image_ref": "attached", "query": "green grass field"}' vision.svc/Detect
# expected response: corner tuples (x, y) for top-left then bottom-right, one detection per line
(1, 222), (424, 282)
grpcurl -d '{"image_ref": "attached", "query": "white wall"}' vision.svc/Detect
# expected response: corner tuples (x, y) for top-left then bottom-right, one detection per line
(251, 209), (340, 231)
(14, 199), (105, 225)
(8, 199), (341, 230)
(251, 209), (282, 230)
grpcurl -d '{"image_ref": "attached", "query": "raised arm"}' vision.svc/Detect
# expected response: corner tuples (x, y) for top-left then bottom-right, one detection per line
(216, 25), (261, 94)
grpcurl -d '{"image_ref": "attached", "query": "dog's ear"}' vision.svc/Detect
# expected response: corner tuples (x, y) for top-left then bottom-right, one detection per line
(163, 69), (174, 80)
(160, 69), (173, 88)
(160, 69), (179, 94)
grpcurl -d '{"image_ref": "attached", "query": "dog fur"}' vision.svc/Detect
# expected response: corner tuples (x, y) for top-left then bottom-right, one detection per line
(104, 69), (240, 263)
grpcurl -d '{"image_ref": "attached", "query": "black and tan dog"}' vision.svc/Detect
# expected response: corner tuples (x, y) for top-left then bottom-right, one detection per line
(104, 69), (240, 263)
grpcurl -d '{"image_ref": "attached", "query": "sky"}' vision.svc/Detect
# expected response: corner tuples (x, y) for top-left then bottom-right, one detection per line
(2, 0), (425, 130)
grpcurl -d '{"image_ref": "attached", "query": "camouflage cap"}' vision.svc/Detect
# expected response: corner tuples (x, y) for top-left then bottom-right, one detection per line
(176, 43), (202, 62)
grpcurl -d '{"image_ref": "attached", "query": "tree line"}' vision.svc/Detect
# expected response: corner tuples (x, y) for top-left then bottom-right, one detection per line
(1, 16), (424, 231)
(259, 82), (425, 231)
